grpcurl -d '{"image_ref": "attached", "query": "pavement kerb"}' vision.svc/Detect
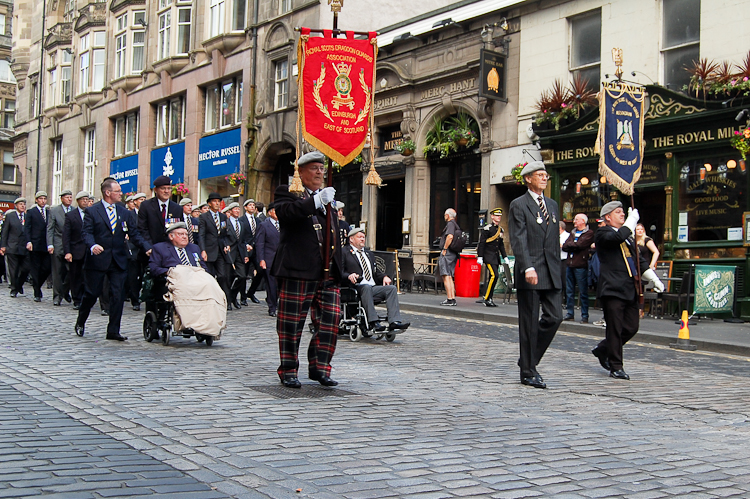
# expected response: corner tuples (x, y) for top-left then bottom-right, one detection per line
(399, 302), (750, 358)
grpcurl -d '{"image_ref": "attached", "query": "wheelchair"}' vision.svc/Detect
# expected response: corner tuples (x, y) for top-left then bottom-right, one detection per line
(338, 286), (397, 342)
(141, 269), (216, 346)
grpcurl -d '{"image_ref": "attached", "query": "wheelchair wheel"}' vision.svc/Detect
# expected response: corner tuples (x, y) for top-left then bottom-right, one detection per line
(162, 327), (170, 345)
(385, 332), (396, 342)
(349, 326), (363, 342)
(205, 336), (214, 346)
(195, 334), (205, 343)
(143, 312), (158, 342)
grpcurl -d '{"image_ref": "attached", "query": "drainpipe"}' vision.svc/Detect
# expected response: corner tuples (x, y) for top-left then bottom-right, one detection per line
(34, 0), (47, 193)
(244, 0), (259, 199)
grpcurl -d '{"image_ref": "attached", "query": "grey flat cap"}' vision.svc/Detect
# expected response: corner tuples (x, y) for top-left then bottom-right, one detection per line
(243, 199), (255, 207)
(179, 198), (192, 206)
(60, 189), (73, 197)
(125, 195), (134, 202)
(348, 227), (365, 237)
(599, 201), (623, 218)
(166, 222), (187, 234)
(133, 192), (146, 200)
(298, 151), (326, 167)
(224, 202), (240, 211)
(75, 191), (90, 201)
(335, 201), (345, 210)
(35, 191), (48, 199)
(14, 197), (26, 204)
(520, 161), (546, 177)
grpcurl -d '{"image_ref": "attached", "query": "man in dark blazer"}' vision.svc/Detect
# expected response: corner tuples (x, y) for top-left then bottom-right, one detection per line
(239, 199), (261, 305)
(272, 151), (344, 388)
(137, 175), (182, 249)
(224, 202), (249, 309)
(25, 191), (52, 302)
(1, 198), (29, 297)
(508, 161), (563, 389)
(592, 201), (664, 380)
(198, 192), (230, 309)
(341, 227), (409, 332)
(74, 179), (151, 341)
(47, 190), (74, 306)
(255, 202), (280, 316)
(63, 191), (90, 309)
(149, 222), (207, 276)
(179, 198), (200, 245)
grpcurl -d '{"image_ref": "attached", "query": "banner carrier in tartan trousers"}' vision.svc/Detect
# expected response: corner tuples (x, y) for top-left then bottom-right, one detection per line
(594, 82), (646, 195)
(297, 28), (378, 166)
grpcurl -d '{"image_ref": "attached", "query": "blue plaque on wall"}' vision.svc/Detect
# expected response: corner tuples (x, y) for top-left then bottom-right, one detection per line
(110, 154), (139, 192)
(198, 128), (243, 180)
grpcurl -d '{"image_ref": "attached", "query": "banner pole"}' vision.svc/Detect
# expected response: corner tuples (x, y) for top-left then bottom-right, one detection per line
(631, 193), (644, 311)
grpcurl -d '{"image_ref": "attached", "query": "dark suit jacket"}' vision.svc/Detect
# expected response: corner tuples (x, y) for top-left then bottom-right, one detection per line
(63, 208), (87, 260)
(255, 218), (280, 270)
(82, 202), (150, 271)
(198, 210), (229, 262)
(508, 192), (561, 290)
(561, 228), (595, 269)
(595, 225), (648, 301)
(25, 205), (49, 251)
(149, 241), (207, 276)
(239, 213), (260, 256)
(137, 197), (182, 246)
(271, 185), (343, 281)
(1, 211), (28, 255)
(340, 245), (385, 287)
(225, 217), (248, 262)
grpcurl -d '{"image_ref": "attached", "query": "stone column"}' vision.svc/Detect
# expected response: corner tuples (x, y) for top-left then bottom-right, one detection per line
(405, 157), (431, 264)
(361, 165), (378, 248)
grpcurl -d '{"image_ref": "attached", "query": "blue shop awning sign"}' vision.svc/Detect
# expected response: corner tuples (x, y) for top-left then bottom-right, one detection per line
(151, 141), (186, 185)
(198, 128), (242, 180)
(110, 154), (139, 191)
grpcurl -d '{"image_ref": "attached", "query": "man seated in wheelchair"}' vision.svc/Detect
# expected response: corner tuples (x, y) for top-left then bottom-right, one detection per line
(341, 227), (410, 332)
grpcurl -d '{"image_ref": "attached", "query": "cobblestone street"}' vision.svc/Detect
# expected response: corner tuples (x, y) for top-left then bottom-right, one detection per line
(2, 292), (750, 499)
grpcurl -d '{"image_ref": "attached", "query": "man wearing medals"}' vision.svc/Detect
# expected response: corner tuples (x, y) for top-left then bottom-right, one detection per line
(476, 208), (510, 307)
(508, 161), (563, 389)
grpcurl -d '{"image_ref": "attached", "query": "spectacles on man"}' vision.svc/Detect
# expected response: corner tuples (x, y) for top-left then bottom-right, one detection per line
(531, 173), (550, 180)
(304, 164), (327, 173)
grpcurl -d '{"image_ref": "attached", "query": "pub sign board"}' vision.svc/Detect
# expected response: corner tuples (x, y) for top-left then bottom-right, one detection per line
(479, 49), (506, 102)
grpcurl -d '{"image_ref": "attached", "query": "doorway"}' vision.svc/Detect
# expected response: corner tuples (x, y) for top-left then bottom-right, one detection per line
(632, 187), (666, 248)
(376, 177), (405, 251)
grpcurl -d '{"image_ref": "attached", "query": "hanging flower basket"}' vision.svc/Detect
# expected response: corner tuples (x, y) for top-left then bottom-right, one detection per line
(511, 162), (527, 185)
(394, 139), (416, 157)
(172, 183), (189, 197)
(730, 128), (750, 160)
(225, 173), (246, 188)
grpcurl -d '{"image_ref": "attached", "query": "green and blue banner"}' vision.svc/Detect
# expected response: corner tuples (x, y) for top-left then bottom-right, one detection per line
(595, 83), (646, 195)
(693, 265), (736, 314)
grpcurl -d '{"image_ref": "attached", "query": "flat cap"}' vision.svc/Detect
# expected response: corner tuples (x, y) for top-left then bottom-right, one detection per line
(179, 198), (192, 206)
(198, 203), (207, 209)
(125, 195), (134, 202)
(153, 175), (172, 187)
(520, 161), (546, 177)
(224, 202), (239, 211)
(35, 191), (48, 199)
(348, 227), (365, 237)
(298, 151), (326, 167)
(599, 201), (623, 218)
(60, 189), (73, 197)
(206, 192), (222, 201)
(133, 192), (146, 200)
(14, 197), (26, 204)
(166, 222), (187, 234)
(490, 208), (503, 216)
(75, 191), (90, 201)
(243, 199), (255, 207)
(335, 201), (345, 210)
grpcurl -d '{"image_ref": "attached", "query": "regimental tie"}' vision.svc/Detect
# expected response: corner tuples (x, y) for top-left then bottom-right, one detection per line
(161, 203), (166, 222)
(357, 250), (372, 282)
(41, 207), (46, 223)
(213, 212), (220, 230)
(234, 219), (240, 239)
(250, 216), (256, 234)
(186, 216), (193, 244)
(19, 213), (24, 225)
(537, 196), (549, 222)
(107, 206), (117, 233)
(179, 248), (191, 266)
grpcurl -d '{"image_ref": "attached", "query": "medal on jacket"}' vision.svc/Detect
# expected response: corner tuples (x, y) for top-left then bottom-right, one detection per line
(552, 214), (557, 224)
(536, 212), (543, 224)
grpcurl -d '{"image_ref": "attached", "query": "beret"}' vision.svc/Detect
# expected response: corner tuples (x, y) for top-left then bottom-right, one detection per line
(179, 198), (192, 206)
(153, 175), (172, 187)
(75, 191), (90, 201)
(520, 161), (546, 177)
(166, 222), (187, 233)
(298, 151), (325, 167)
(335, 201), (345, 210)
(599, 201), (623, 218)
(198, 203), (207, 209)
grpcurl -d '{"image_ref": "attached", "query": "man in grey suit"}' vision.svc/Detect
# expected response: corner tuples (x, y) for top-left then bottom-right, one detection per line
(508, 161), (563, 389)
(47, 189), (74, 306)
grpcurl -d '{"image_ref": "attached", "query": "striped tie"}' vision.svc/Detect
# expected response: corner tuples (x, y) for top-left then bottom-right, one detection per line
(41, 207), (46, 223)
(213, 212), (220, 230)
(186, 216), (194, 244)
(179, 248), (191, 266)
(107, 206), (117, 233)
(357, 250), (372, 282)
(537, 196), (549, 222)
(234, 219), (240, 239)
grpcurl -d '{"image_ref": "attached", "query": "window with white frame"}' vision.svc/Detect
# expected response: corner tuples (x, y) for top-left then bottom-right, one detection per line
(232, 0), (246, 31)
(0, 60), (16, 83)
(60, 50), (72, 103)
(157, 1), (191, 60)
(48, 67), (57, 109)
(0, 14), (6, 35)
(3, 100), (14, 129)
(92, 32), (106, 90)
(84, 128), (95, 195)
(569, 10), (601, 94)
(30, 82), (38, 117)
(156, 96), (185, 145)
(279, 0), (291, 15)
(47, 50), (72, 107)
(208, 0), (245, 37)
(205, 77), (243, 132)
(64, 0), (76, 22)
(52, 139), (63, 202)
(662, 0), (700, 91)
(209, 0), (225, 38)
(79, 34), (90, 93)
(2, 151), (15, 183)
(132, 11), (146, 73)
(158, 9), (171, 59)
(115, 13), (127, 79)
(113, 111), (139, 157)
(274, 59), (288, 110)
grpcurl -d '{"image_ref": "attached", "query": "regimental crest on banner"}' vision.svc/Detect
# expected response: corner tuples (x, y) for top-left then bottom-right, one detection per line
(297, 28), (378, 166)
(595, 82), (646, 195)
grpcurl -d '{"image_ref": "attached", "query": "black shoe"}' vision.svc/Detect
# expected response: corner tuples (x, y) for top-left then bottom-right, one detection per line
(563, 315), (575, 321)
(281, 374), (301, 388)
(63, 293), (72, 303)
(101, 310), (109, 316)
(132, 304), (140, 311)
(592, 349), (611, 371)
(249, 294), (260, 304)
(53, 298), (62, 306)
(580, 318), (589, 324)
(33, 296), (41, 302)
(240, 300), (249, 306)
(106, 334), (128, 341)
(369, 321), (386, 332)
(388, 321), (410, 330)
(440, 299), (457, 306)
(268, 310), (276, 317)
(9, 291), (16, 298)
(73, 303), (80, 310)
(610, 369), (630, 380)
(309, 370), (338, 387)
(18, 288), (23, 294)
(227, 304), (233, 311)
(484, 299), (497, 307)
(74, 324), (84, 337)
(521, 375), (546, 389)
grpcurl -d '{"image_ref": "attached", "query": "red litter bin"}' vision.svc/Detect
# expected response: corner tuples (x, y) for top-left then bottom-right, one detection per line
(454, 254), (481, 298)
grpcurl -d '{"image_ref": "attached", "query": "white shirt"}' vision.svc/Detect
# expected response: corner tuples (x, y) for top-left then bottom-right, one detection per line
(560, 231), (570, 261)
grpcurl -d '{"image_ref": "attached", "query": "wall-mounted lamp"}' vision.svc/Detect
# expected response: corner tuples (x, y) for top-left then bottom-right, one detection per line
(728, 159), (737, 169)
(136, 19), (147, 28)
(704, 162), (712, 172)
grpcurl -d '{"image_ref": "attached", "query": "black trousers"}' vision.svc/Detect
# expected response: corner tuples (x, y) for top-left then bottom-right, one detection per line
(51, 253), (69, 300)
(0, 254), (6, 281)
(595, 296), (639, 371)
(228, 253), (247, 302)
(206, 258), (230, 302)
(517, 288), (562, 379)
(483, 263), (499, 301)
(6, 253), (29, 294)
(126, 259), (142, 305)
(240, 253), (256, 300)
(29, 251), (51, 298)
(69, 259), (85, 305)
(76, 265), (127, 337)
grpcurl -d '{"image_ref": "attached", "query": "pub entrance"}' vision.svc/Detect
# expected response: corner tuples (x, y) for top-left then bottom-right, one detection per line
(632, 187), (666, 248)
(376, 177), (405, 251)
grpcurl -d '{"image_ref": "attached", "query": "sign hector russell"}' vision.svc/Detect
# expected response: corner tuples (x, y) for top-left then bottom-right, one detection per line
(297, 28), (378, 166)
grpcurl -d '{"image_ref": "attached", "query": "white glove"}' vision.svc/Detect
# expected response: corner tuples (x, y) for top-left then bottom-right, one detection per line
(642, 268), (664, 293)
(503, 257), (510, 265)
(314, 187), (336, 209)
(623, 207), (639, 233)
(477, 257), (483, 266)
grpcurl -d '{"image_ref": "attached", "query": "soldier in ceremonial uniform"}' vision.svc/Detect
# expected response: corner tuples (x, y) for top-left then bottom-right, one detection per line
(476, 208), (509, 307)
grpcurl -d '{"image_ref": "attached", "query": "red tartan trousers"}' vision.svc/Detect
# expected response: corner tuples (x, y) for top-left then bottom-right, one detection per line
(276, 277), (341, 378)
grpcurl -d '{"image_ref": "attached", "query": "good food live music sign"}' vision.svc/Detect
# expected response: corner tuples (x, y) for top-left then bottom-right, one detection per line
(298, 28), (377, 166)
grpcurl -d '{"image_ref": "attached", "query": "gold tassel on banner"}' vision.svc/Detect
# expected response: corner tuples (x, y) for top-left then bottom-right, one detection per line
(289, 34), (310, 194)
(364, 37), (381, 187)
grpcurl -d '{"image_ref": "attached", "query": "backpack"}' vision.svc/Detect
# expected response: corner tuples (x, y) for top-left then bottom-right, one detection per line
(449, 224), (469, 253)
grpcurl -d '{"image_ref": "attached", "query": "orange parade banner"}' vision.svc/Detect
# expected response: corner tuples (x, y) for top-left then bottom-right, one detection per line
(297, 28), (377, 166)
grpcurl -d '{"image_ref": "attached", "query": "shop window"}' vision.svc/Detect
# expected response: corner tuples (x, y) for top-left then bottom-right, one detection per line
(678, 156), (745, 242)
(3, 151), (15, 183)
(52, 139), (63, 202)
(662, 0), (700, 92)
(156, 96), (185, 145)
(559, 172), (613, 223)
(83, 128), (95, 195)
(205, 77), (242, 132)
(569, 10), (601, 93)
